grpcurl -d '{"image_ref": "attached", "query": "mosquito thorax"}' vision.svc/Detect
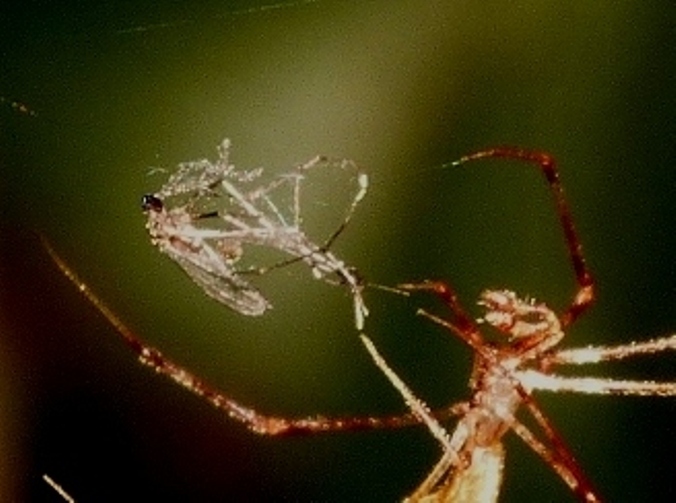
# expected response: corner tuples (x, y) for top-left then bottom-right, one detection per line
(141, 194), (164, 212)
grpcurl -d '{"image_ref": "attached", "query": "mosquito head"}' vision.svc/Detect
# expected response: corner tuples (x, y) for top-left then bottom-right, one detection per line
(479, 289), (561, 341)
(141, 194), (164, 213)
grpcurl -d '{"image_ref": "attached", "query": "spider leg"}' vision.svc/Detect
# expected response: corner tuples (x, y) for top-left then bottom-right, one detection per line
(320, 161), (368, 252)
(484, 349), (602, 501)
(42, 238), (420, 435)
(453, 148), (594, 327)
(405, 444), (505, 503)
(543, 334), (676, 367)
(398, 280), (486, 350)
(518, 369), (676, 397)
(510, 411), (601, 503)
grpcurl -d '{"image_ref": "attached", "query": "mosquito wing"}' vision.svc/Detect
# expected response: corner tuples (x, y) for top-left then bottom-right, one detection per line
(162, 244), (271, 317)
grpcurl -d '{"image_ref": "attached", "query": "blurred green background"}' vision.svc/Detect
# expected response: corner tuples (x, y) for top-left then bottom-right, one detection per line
(1, 1), (675, 501)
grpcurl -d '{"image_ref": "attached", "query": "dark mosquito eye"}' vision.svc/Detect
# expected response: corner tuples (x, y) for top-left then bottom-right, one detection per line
(141, 194), (164, 212)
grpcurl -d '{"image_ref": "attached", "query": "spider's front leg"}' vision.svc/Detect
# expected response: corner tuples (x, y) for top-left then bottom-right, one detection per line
(453, 148), (595, 327)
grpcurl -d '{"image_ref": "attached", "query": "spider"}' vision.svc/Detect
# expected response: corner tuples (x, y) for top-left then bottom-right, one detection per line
(358, 148), (676, 501)
(43, 148), (676, 502)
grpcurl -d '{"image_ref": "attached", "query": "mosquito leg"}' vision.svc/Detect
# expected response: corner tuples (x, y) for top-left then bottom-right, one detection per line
(220, 178), (275, 229)
(292, 168), (302, 228)
(42, 238), (423, 435)
(195, 211), (306, 277)
(320, 163), (368, 252)
(452, 148), (595, 327)
(285, 156), (329, 228)
(543, 334), (676, 367)
(242, 155), (327, 227)
(197, 158), (368, 290)
(261, 193), (289, 227)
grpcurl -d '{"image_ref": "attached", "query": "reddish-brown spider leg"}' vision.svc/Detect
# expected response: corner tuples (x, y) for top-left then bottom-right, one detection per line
(454, 148), (594, 327)
(43, 238), (423, 436)
(397, 280), (486, 351)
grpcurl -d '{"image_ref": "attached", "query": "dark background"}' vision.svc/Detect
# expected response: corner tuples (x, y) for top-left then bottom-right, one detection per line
(1, 1), (675, 501)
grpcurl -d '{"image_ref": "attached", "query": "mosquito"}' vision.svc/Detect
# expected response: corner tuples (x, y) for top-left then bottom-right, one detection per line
(142, 138), (369, 329)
